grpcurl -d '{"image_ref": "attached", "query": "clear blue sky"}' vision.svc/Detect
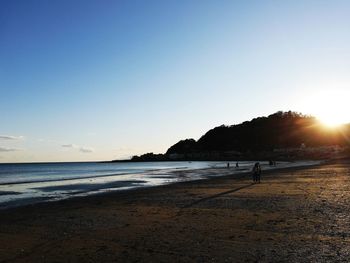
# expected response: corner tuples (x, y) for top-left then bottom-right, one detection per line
(1, 0), (350, 162)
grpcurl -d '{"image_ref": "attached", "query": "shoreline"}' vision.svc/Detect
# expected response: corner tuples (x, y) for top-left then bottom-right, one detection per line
(2, 160), (350, 261)
(0, 160), (322, 212)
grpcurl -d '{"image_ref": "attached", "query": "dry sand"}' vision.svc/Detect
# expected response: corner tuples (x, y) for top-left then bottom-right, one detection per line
(1, 161), (350, 262)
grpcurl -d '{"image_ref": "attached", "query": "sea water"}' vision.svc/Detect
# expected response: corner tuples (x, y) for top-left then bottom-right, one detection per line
(0, 160), (319, 209)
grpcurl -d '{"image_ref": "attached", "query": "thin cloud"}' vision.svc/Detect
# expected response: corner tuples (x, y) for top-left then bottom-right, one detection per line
(0, 135), (24, 140)
(61, 144), (78, 148)
(0, 147), (20, 152)
(61, 143), (94, 153)
(79, 147), (94, 153)
(116, 147), (133, 152)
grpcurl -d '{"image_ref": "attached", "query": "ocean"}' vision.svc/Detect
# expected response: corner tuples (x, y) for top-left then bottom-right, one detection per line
(0, 160), (319, 209)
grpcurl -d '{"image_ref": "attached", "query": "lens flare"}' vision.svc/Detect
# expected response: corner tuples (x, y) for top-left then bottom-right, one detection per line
(299, 89), (350, 127)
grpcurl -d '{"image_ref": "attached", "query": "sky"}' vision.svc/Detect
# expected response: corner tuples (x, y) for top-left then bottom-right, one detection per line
(1, 0), (350, 163)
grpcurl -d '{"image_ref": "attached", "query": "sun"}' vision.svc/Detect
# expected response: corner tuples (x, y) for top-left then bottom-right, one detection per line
(299, 89), (350, 128)
(315, 104), (349, 128)
(314, 91), (349, 127)
(318, 114), (346, 128)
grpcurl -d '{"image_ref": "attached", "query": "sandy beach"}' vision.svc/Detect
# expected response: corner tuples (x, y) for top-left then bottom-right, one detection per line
(0, 160), (350, 262)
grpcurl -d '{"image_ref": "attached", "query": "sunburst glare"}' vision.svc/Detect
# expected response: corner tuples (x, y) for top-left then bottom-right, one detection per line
(299, 89), (350, 128)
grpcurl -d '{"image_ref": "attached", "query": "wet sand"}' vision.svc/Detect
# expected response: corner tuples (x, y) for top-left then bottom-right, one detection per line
(0, 161), (350, 262)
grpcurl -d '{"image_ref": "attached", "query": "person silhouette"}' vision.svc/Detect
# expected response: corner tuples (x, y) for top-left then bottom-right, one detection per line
(252, 162), (261, 183)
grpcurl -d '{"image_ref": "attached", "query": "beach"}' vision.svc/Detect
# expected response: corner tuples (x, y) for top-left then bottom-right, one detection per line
(0, 161), (312, 209)
(0, 160), (349, 262)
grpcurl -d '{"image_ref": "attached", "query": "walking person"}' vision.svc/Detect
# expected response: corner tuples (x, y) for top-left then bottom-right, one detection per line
(252, 162), (261, 183)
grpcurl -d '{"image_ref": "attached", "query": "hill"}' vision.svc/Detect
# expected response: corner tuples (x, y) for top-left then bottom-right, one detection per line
(167, 111), (350, 154)
(129, 111), (350, 161)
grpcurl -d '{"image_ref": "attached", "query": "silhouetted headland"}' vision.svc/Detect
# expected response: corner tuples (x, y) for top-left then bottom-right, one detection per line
(113, 111), (350, 162)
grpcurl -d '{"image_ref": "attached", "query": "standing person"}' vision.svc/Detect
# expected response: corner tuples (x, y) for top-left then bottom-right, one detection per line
(252, 162), (261, 183)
